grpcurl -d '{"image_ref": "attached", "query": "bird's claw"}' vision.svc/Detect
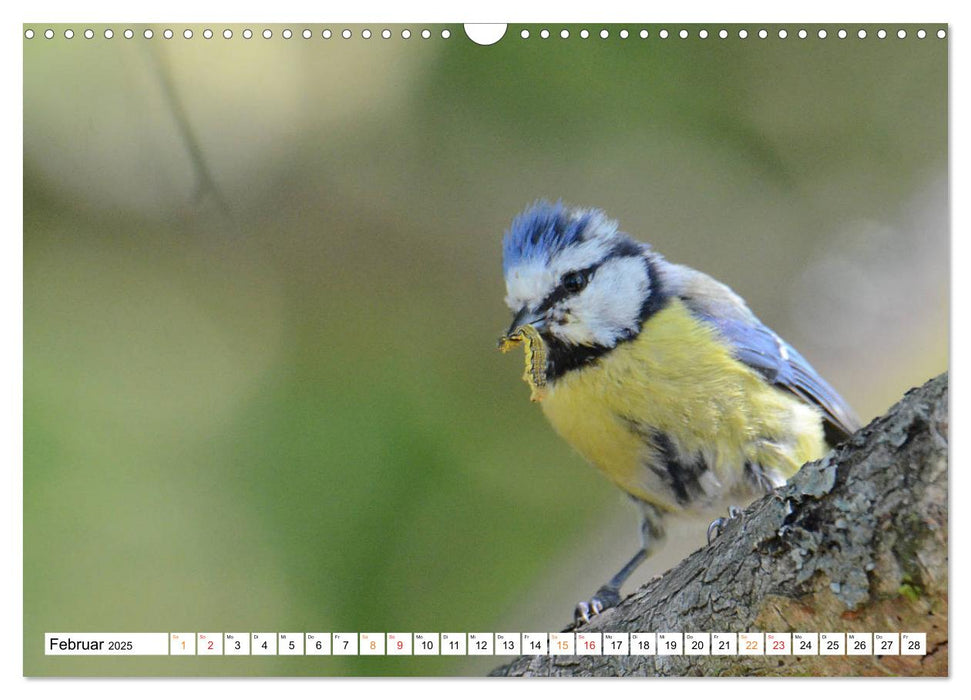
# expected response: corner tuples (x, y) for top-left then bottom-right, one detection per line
(574, 585), (621, 624)
(707, 505), (743, 544)
(574, 599), (602, 624)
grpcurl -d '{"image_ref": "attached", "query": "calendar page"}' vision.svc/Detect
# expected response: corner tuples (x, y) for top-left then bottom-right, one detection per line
(22, 18), (948, 678)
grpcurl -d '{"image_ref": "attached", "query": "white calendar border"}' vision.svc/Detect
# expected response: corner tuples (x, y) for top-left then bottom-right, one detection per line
(9, 1), (963, 700)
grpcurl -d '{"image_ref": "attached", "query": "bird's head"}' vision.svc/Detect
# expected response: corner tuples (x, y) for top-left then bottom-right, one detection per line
(502, 200), (658, 351)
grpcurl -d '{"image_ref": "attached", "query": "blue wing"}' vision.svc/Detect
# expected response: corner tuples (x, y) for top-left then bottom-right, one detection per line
(694, 313), (861, 445)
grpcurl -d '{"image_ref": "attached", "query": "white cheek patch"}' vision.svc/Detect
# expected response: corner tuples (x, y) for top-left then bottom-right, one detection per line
(556, 256), (651, 347)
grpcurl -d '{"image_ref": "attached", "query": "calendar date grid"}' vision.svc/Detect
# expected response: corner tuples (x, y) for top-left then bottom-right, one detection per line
(44, 631), (927, 657)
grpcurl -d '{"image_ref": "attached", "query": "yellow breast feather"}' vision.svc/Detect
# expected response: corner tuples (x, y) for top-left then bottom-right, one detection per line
(538, 300), (826, 510)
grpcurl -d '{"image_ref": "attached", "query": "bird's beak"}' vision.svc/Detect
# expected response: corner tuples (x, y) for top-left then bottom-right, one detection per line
(506, 307), (547, 337)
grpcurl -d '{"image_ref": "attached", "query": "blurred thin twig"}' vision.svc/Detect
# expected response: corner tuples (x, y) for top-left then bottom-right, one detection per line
(146, 44), (235, 223)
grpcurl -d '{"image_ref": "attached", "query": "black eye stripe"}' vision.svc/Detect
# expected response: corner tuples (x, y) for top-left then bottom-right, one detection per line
(535, 263), (599, 313)
(563, 265), (595, 291)
(562, 269), (589, 293)
(531, 241), (648, 316)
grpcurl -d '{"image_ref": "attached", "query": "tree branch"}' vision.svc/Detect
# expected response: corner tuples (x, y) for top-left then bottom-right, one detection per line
(491, 373), (948, 677)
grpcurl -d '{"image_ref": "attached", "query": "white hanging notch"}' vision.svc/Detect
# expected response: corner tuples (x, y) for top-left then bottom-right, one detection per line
(464, 24), (508, 46)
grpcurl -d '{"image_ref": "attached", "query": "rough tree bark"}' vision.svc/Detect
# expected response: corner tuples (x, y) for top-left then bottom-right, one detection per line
(491, 373), (948, 677)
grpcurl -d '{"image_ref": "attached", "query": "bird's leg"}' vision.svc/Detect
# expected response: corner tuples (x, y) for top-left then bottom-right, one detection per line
(706, 505), (743, 544)
(575, 501), (664, 624)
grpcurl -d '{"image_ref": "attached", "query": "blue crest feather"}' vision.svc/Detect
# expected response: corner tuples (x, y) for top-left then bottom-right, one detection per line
(502, 200), (597, 274)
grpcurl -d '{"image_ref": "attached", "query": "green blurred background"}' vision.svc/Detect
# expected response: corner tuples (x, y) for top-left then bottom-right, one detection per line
(23, 23), (947, 676)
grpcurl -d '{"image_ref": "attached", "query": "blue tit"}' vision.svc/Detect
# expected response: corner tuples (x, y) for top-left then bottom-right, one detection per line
(499, 200), (861, 623)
